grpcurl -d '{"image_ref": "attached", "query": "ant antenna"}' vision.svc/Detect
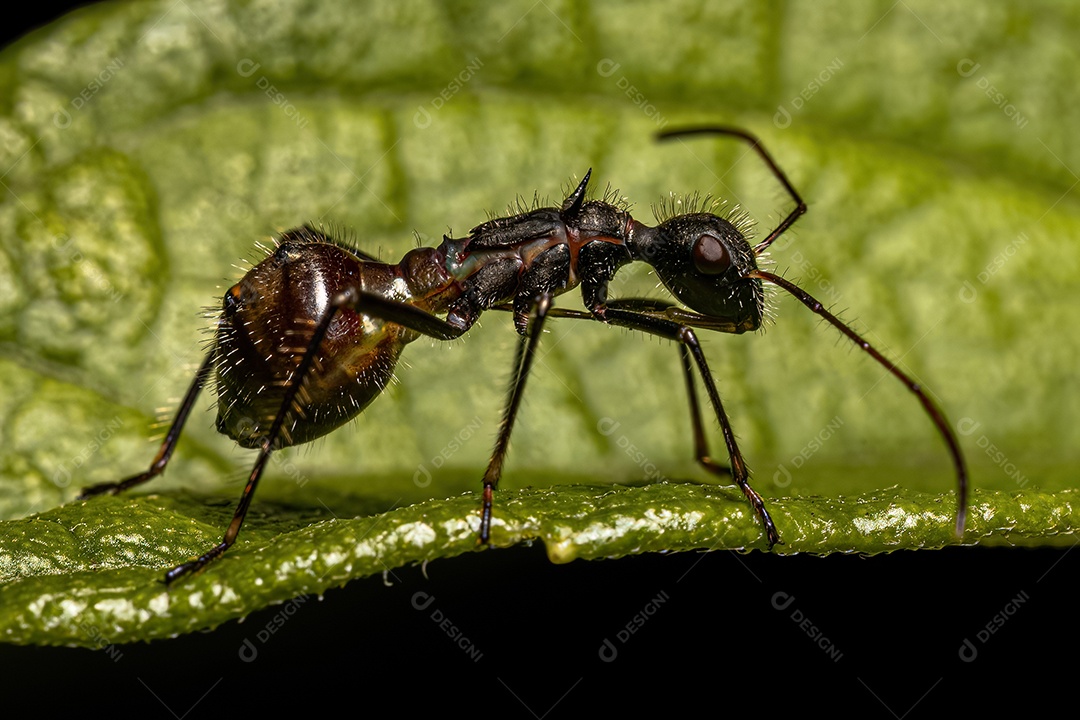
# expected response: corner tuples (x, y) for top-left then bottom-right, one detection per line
(658, 126), (807, 253)
(659, 126), (967, 536)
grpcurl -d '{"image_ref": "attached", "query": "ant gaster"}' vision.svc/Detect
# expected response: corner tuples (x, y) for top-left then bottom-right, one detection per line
(79, 127), (968, 584)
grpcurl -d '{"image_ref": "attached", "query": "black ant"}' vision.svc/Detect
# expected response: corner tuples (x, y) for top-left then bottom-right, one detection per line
(79, 126), (968, 584)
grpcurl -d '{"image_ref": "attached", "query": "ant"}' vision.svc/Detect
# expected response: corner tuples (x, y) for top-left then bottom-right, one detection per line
(79, 126), (968, 584)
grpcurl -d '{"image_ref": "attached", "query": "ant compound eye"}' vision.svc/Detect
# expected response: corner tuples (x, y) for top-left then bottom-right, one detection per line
(692, 233), (731, 275)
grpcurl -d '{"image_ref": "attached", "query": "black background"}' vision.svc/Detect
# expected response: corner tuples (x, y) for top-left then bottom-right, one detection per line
(1, 2), (1074, 715)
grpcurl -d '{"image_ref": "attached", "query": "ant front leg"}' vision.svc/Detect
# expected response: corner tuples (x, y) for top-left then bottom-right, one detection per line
(542, 301), (780, 548)
(676, 342), (733, 479)
(78, 351), (217, 499)
(597, 299), (735, 480)
(604, 305), (778, 547)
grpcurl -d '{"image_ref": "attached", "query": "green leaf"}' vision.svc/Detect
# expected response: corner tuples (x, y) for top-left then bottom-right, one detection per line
(1, 0), (1076, 646)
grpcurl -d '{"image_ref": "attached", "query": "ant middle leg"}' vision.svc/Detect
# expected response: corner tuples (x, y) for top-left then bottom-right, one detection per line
(478, 291), (554, 544)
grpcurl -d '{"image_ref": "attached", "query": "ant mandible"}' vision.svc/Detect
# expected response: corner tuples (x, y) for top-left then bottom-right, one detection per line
(79, 126), (969, 584)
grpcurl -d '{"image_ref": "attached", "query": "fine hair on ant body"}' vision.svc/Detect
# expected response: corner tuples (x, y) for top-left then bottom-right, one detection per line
(79, 126), (968, 584)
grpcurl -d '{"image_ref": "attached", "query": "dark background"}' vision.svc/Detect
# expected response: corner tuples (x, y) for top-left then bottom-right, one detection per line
(3, 543), (1071, 714)
(1, 2), (1073, 715)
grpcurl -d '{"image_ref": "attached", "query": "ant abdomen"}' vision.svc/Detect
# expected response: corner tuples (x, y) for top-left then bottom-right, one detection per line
(215, 230), (410, 449)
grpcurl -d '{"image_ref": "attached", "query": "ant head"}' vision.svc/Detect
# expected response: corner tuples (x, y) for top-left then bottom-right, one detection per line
(628, 213), (763, 331)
